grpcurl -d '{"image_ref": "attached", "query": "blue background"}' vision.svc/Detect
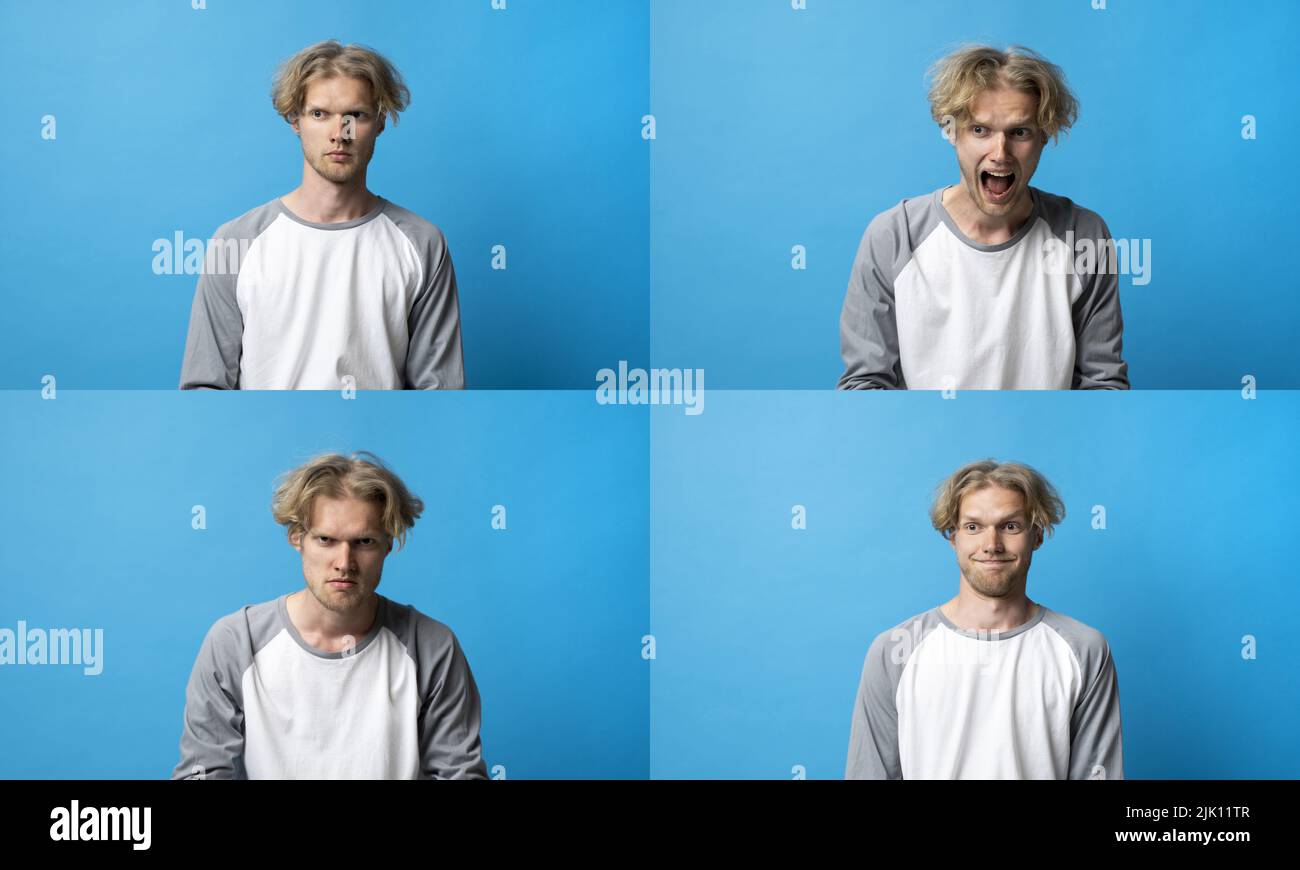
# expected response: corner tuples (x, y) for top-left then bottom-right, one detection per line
(0, 390), (649, 778)
(650, 0), (1300, 388)
(0, 0), (649, 389)
(651, 390), (1300, 778)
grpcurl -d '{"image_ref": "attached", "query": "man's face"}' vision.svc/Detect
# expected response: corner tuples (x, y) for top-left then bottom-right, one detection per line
(290, 75), (384, 185)
(948, 484), (1042, 599)
(291, 495), (393, 614)
(952, 81), (1046, 219)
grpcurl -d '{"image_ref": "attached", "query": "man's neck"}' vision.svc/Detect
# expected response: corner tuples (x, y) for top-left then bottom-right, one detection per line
(282, 170), (377, 224)
(941, 184), (1033, 245)
(286, 589), (379, 653)
(941, 591), (1036, 633)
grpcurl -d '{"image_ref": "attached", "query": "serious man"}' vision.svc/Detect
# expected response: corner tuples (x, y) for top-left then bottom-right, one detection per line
(837, 45), (1129, 390)
(172, 452), (486, 779)
(180, 40), (464, 390)
(846, 459), (1123, 779)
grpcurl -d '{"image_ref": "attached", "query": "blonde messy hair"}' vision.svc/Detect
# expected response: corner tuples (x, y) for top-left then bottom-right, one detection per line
(930, 459), (1065, 541)
(926, 45), (1079, 145)
(271, 39), (411, 125)
(271, 452), (424, 550)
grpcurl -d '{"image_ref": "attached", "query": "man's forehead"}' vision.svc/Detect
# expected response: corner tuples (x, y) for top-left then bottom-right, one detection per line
(304, 75), (375, 104)
(968, 84), (1038, 123)
(959, 485), (1026, 516)
(308, 495), (384, 529)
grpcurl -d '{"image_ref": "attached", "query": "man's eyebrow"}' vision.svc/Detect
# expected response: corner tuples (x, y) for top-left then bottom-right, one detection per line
(969, 118), (1037, 129)
(958, 512), (1028, 524)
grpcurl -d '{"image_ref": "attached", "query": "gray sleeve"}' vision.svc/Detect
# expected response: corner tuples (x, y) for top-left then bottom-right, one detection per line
(179, 259), (243, 390)
(837, 215), (905, 390)
(419, 630), (487, 780)
(845, 634), (903, 779)
(171, 621), (246, 780)
(405, 228), (465, 390)
(1068, 640), (1124, 780)
(1070, 219), (1129, 390)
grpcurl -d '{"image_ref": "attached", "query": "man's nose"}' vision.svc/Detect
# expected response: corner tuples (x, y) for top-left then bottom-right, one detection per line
(332, 115), (353, 142)
(334, 543), (356, 569)
(989, 132), (1008, 162)
(981, 528), (1004, 552)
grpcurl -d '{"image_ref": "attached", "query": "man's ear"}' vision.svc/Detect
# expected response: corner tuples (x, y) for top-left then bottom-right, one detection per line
(1032, 526), (1044, 551)
(289, 529), (304, 553)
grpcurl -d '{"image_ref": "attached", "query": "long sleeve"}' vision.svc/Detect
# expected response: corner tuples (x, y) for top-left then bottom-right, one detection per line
(171, 622), (245, 780)
(419, 632), (487, 779)
(837, 218), (905, 389)
(179, 257), (243, 389)
(405, 230), (465, 389)
(845, 637), (903, 779)
(1067, 641), (1124, 779)
(1070, 221), (1129, 389)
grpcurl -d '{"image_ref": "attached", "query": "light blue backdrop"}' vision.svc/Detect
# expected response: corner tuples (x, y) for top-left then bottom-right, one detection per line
(651, 390), (1300, 778)
(0, 390), (649, 778)
(650, 0), (1300, 388)
(0, 0), (649, 389)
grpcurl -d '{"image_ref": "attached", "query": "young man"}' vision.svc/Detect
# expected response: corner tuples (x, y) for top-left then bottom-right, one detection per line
(180, 40), (464, 390)
(845, 460), (1124, 779)
(172, 452), (486, 779)
(837, 45), (1129, 390)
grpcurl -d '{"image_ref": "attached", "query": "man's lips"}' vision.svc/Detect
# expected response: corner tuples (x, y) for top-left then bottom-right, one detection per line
(327, 579), (357, 587)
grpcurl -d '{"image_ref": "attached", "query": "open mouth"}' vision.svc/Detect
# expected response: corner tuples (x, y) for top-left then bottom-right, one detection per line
(980, 170), (1016, 199)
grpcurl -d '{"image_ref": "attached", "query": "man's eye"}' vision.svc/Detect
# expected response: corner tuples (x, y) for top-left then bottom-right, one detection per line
(972, 126), (985, 135)
(1005, 522), (1022, 531)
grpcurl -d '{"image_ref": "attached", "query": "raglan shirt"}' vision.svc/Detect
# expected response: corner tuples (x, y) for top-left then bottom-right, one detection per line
(837, 186), (1129, 390)
(179, 197), (464, 390)
(171, 594), (486, 780)
(845, 603), (1123, 780)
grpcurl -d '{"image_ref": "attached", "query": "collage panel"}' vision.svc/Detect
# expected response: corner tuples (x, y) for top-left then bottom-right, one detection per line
(0, 390), (648, 779)
(650, 0), (1298, 388)
(0, 0), (649, 390)
(650, 390), (1299, 778)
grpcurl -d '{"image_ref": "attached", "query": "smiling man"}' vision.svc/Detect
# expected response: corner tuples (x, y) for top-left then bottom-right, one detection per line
(845, 459), (1124, 779)
(180, 40), (464, 390)
(172, 452), (486, 779)
(837, 45), (1129, 390)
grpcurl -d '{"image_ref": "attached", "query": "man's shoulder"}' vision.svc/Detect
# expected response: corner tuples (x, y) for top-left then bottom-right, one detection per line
(1031, 187), (1110, 238)
(865, 605), (944, 663)
(210, 198), (284, 241)
(856, 188), (946, 261)
(1038, 605), (1113, 663)
(379, 595), (460, 656)
(379, 200), (449, 249)
(201, 596), (282, 652)
(865, 187), (943, 233)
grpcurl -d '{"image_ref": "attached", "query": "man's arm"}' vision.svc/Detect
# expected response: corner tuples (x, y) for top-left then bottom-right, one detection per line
(837, 218), (905, 389)
(1068, 641), (1124, 779)
(171, 622), (245, 779)
(845, 635), (903, 779)
(419, 631), (487, 779)
(405, 230), (465, 389)
(179, 262), (242, 390)
(1071, 220), (1129, 389)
